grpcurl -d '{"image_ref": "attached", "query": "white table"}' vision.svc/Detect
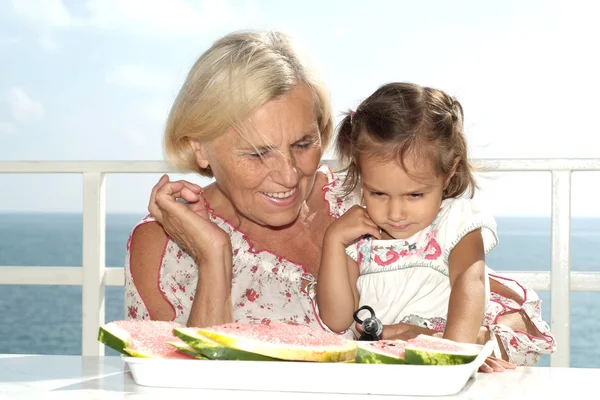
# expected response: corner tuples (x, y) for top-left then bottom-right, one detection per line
(0, 354), (596, 399)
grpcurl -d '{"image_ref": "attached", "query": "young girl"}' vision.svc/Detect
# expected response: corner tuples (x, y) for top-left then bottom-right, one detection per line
(316, 83), (554, 357)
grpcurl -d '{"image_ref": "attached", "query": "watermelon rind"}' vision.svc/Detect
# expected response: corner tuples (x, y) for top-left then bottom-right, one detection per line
(404, 348), (478, 365)
(166, 341), (209, 360)
(174, 328), (280, 361)
(123, 347), (155, 358)
(403, 335), (480, 366)
(355, 340), (407, 364)
(98, 322), (131, 355)
(196, 327), (358, 362)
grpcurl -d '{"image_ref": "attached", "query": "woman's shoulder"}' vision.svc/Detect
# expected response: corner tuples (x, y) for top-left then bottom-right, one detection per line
(317, 164), (361, 218)
(126, 215), (169, 266)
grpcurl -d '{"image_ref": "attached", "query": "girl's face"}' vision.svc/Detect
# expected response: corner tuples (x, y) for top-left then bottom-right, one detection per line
(359, 154), (450, 240)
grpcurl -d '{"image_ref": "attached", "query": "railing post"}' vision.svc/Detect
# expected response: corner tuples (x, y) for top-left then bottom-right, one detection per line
(550, 170), (571, 367)
(81, 172), (106, 356)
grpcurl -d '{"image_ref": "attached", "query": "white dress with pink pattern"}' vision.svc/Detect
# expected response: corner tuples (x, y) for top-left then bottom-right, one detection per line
(123, 165), (556, 366)
(123, 165), (356, 331)
(344, 197), (556, 366)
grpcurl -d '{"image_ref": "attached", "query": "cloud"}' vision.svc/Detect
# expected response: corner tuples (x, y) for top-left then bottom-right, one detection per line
(82, 0), (240, 35)
(8, 0), (251, 37)
(9, 0), (72, 28)
(143, 101), (172, 123)
(0, 36), (19, 46)
(0, 122), (17, 135)
(39, 35), (59, 51)
(8, 87), (45, 122)
(105, 65), (172, 89)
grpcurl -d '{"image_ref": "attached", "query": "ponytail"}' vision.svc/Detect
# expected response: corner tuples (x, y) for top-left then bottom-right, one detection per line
(335, 110), (361, 196)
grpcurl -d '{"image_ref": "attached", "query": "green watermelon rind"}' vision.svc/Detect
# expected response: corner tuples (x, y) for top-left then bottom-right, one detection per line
(404, 346), (479, 366)
(196, 327), (358, 362)
(174, 327), (280, 362)
(355, 341), (407, 364)
(98, 322), (131, 355)
(166, 341), (209, 360)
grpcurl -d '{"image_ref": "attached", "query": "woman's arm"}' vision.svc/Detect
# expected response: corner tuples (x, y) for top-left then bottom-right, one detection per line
(483, 277), (556, 365)
(133, 174), (235, 327)
(129, 221), (234, 327)
(445, 229), (487, 343)
(129, 221), (177, 321)
(187, 242), (233, 327)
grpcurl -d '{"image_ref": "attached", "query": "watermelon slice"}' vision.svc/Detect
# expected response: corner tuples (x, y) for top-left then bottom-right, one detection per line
(166, 341), (208, 360)
(196, 322), (358, 362)
(403, 335), (480, 365)
(97, 320), (194, 359)
(174, 327), (279, 361)
(355, 340), (408, 364)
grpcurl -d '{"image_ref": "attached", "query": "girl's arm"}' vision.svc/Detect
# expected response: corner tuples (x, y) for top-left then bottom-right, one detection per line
(444, 228), (487, 343)
(316, 238), (360, 333)
(316, 205), (380, 333)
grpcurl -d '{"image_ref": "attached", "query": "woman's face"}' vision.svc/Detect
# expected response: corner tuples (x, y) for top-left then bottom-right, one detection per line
(197, 83), (323, 228)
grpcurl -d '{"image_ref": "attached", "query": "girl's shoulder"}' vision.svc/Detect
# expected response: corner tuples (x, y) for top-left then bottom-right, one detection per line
(437, 197), (499, 263)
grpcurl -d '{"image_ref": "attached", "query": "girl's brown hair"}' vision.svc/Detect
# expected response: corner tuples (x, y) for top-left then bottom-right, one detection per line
(336, 82), (478, 198)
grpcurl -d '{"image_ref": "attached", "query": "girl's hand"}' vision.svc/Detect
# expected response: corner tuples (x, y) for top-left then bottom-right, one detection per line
(325, 205), (381, 246)
(356, 322), (437, 341)
(147, 174), (231, 263)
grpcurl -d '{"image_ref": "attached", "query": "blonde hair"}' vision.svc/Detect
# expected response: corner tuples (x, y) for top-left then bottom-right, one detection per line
(164, 30), (333, 177)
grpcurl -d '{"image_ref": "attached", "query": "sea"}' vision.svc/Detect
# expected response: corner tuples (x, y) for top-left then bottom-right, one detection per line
(0, 212), (599, 367)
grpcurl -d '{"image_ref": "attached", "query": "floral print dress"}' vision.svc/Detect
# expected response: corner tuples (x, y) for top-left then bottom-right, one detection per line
(123, 165), (356, 331)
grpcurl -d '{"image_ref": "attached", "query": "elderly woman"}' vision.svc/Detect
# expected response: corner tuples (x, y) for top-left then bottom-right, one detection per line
(124, 30), (555, 371)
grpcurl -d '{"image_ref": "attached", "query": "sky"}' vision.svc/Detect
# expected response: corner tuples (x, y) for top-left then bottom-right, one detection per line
(0, 0), (599, 217)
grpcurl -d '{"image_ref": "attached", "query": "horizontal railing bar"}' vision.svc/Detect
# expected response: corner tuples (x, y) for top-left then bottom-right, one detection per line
(105, 268), (123, 286)
(1, 158), (600, 174)
(3, 267), (600, 291)
(0, 267), (83, 285)
(0, 161), (175, 174)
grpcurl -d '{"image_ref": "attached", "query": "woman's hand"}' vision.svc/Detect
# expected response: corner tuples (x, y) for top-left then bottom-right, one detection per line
(148, 174), (231, 263)
(356, 322), (516, 373)
(478, 356), (516, 373)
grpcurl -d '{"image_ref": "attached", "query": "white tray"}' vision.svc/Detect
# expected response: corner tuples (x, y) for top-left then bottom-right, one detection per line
(123, 340), (495, 396)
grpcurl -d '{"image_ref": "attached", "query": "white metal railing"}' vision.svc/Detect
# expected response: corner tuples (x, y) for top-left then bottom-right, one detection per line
(1, 158), (600, 367)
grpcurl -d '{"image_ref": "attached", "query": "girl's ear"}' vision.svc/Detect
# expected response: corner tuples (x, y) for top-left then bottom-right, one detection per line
(444, 156), (461, 190)
(189, 138), (210, 169)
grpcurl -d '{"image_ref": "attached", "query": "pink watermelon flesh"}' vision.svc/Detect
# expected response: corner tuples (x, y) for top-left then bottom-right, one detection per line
(111, 320), (193, 359)
(205, 321), (347, 348)
(407, 334), (469, 352)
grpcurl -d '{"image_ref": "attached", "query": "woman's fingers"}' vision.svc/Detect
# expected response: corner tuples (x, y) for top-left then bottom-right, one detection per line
(155, 181), (199, 206)
(151, 174), (170, 197)
(171, 179), (202, 194)
(478, 356), (516, 373)
(478, 361), (494, 373)
(488, 356), (516, 369)
(148, 174), (170, 217)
